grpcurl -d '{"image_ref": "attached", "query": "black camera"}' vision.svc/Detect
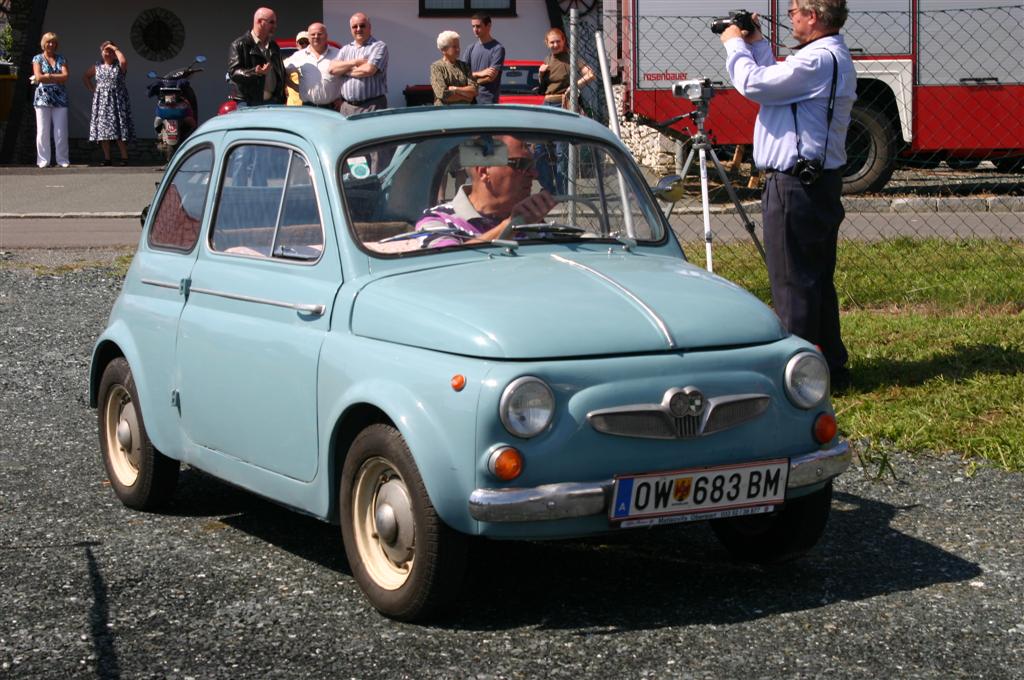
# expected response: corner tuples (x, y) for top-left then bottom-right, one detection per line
(793, 157), (823, 186)
(710, 10), (757, 35)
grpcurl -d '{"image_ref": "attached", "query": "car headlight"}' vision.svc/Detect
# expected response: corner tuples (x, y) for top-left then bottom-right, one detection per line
(784, 352), (829, 409)
(500, 376), (555, 438)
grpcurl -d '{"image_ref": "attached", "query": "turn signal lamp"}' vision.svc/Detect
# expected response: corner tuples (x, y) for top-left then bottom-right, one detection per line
(451, 374), (467, 392)
(487, 446), (524, 481)
(813, 413), (837, 444)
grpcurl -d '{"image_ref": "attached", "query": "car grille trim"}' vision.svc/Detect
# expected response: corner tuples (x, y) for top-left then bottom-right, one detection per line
(588, 393), (770, 440)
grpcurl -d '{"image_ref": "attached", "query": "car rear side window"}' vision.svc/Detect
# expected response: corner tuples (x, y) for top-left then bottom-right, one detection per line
(148, 147), (213, 252)
(210, 144), (324, 262)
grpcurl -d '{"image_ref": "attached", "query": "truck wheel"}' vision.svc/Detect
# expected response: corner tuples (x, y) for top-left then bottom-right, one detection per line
(711, 481), (833, 565)
(97, 358), (179, 510)
(340, 424), (467, 621)
(842, 104), (896, 194)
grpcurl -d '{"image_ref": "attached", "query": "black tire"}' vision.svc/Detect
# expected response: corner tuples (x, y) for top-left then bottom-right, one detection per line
(944, 158), (981, 170)
(842, 104), (897, 195)
(993, 156), (1024, 174)
(97, 358), (179, 510)
(340, 424), (468, 621)
(711, 480), (833, 565)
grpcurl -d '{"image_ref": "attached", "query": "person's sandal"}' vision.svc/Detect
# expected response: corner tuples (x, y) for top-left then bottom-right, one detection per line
(101, 159), (111, 166)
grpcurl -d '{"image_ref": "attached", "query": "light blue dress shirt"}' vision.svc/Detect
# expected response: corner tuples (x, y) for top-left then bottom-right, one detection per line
(725, 34), (857, 172)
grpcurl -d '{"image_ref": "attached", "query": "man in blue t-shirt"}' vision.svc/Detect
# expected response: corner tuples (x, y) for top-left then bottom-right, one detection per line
(463, 13), (505, 105)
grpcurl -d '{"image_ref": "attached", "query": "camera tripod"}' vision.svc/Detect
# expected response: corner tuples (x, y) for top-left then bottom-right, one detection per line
(656, 95), (766, 273)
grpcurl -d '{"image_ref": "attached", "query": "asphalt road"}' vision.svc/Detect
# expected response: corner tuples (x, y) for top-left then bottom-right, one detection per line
(1, 251), (1022, 679)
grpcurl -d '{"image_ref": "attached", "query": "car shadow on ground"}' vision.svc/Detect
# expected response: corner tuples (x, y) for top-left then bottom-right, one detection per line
(162, 470), (980, 629)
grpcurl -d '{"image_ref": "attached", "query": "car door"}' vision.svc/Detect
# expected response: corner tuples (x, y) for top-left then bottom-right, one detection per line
(175, 133), (340, 482)
(127, 144), (215, 451)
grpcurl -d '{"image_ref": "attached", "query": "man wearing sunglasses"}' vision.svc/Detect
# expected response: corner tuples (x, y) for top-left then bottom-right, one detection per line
(719, 0), (856, 391)
(228, 7), (286, 106)
(417, 136), (557, 247)
(330, 13), (389, 116)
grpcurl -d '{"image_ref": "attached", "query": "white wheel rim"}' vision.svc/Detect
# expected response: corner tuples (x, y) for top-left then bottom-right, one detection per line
(103, 384), (141, 487)
(351, 456), (415, 591)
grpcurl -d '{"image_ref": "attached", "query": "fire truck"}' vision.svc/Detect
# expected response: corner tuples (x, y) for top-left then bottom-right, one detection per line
(614, 0), (1024, 193)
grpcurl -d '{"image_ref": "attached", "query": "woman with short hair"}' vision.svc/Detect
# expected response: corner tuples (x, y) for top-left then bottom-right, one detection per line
(31, 32), (70, 168)
(430, 30), (477, 106)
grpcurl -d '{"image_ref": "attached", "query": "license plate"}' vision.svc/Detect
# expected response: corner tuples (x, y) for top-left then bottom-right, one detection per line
(610, 459), (789, 527)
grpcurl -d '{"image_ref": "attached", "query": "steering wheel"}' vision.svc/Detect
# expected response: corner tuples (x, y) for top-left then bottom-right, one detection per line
(495, 194), (606, 241)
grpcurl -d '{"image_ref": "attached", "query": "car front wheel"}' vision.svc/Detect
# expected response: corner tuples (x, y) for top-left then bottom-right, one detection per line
(97, 357), (179, 510)
(711, 480), (833, 564)
(340, 424), (467, 621)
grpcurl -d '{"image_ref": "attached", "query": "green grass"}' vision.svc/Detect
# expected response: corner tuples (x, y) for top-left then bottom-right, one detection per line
(836, 310), (1024, 472)
(681, 237), (1024, 472)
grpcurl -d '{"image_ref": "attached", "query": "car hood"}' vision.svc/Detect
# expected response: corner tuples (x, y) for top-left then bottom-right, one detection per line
(350, 252), (785, 359)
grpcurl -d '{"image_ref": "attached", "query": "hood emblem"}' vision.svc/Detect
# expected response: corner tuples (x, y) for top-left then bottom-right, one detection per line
(668, 387), (705, 417)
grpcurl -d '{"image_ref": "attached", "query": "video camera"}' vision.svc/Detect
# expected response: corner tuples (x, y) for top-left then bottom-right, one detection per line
(671, 78), (715, 105)
(710, 9), (757, 35)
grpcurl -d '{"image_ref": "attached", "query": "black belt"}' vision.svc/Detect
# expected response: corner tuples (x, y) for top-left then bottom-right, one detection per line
(765, 166), (841, 176)
(302, 100), (337, 109)
(341, 94), (386, 107)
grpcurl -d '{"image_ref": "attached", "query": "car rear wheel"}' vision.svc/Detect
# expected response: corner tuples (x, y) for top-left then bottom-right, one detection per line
(711, 480), (833, 564)
(340, 424), (467, 621)
(98, 358), (179, 510)
(842, 104), (896, 195)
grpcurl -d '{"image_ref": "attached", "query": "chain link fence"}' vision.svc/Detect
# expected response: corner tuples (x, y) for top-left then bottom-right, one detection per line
(563, 6), (1024, 309)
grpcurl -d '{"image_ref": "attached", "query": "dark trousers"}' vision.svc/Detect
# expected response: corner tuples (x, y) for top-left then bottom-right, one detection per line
(762, 170), (848, 373)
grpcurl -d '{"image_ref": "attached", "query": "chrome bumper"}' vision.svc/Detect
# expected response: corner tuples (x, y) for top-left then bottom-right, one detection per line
(467, 440), (851, 523)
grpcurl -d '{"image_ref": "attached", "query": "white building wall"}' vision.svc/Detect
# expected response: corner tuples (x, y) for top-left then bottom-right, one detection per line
(323, 0), (554, 108)
(40, 0), (320, 138)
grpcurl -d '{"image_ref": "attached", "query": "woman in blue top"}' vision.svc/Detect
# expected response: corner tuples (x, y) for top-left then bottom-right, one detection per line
(32, 32), (70, 168)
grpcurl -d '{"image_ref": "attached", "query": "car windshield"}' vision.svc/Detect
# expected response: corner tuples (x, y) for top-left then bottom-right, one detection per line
(341, 131), (666, 255)
(501, 64), (541, 94)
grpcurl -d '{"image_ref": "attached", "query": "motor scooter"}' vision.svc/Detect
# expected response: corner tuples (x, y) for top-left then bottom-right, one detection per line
(147, 55), (206, 160)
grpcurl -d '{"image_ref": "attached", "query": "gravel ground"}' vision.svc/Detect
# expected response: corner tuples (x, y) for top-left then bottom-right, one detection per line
(1, 252), (1022, 679)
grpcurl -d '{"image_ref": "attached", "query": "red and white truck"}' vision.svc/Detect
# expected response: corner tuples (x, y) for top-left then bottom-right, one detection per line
(612, 0), (1024, 193)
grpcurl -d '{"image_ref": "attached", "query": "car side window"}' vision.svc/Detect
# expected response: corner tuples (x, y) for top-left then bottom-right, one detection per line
(210, 144), (324, 261)
(148, 147), (213, 251)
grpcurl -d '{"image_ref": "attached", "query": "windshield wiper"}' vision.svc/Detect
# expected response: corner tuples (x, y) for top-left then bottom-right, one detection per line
(507, 223), (586, 239)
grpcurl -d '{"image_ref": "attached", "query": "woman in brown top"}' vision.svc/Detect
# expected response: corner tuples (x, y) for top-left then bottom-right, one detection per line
(430, 31), (477, 105)
(537, 27), (595, 110)
(534, 28), (596, 193)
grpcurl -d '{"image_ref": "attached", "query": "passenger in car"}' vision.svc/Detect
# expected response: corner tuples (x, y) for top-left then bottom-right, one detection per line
(416, 135), (556, 247)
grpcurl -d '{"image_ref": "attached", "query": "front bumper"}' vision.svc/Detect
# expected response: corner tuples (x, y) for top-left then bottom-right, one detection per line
(468, 440), (850, 523)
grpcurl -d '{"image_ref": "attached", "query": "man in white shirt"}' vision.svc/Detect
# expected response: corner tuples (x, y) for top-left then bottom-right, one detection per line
(285, 22), (342, 109)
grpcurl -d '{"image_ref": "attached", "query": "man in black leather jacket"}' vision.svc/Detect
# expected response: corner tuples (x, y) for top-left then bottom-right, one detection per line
(228, 7), (286, 106)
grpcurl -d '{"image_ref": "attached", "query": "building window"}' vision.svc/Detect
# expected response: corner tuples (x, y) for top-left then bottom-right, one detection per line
(419, 0), (516, 18)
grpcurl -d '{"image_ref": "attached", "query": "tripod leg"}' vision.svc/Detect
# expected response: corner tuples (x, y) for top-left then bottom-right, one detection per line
(699, 146), (714, 273)
(706, 147), (767, 265)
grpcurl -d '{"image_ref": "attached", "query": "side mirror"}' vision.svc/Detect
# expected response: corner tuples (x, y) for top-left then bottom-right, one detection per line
(653, 174), (686, 203)
(195, 55), (207, 64)
(140, 204), (150, 228)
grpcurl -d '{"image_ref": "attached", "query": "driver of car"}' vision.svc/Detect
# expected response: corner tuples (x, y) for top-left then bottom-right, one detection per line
(416, 135), (557, 247)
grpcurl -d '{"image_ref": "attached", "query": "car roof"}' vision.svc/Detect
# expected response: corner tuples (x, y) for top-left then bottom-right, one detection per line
(193, 104), (620, 158)
(505, 60), (542, 67)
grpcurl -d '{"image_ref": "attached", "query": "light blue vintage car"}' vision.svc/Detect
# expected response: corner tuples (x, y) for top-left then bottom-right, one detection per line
(91, 105), (849, 621)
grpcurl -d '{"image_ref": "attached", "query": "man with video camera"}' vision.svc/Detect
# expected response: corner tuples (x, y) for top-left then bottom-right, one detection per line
(719, 1), (856, 391)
